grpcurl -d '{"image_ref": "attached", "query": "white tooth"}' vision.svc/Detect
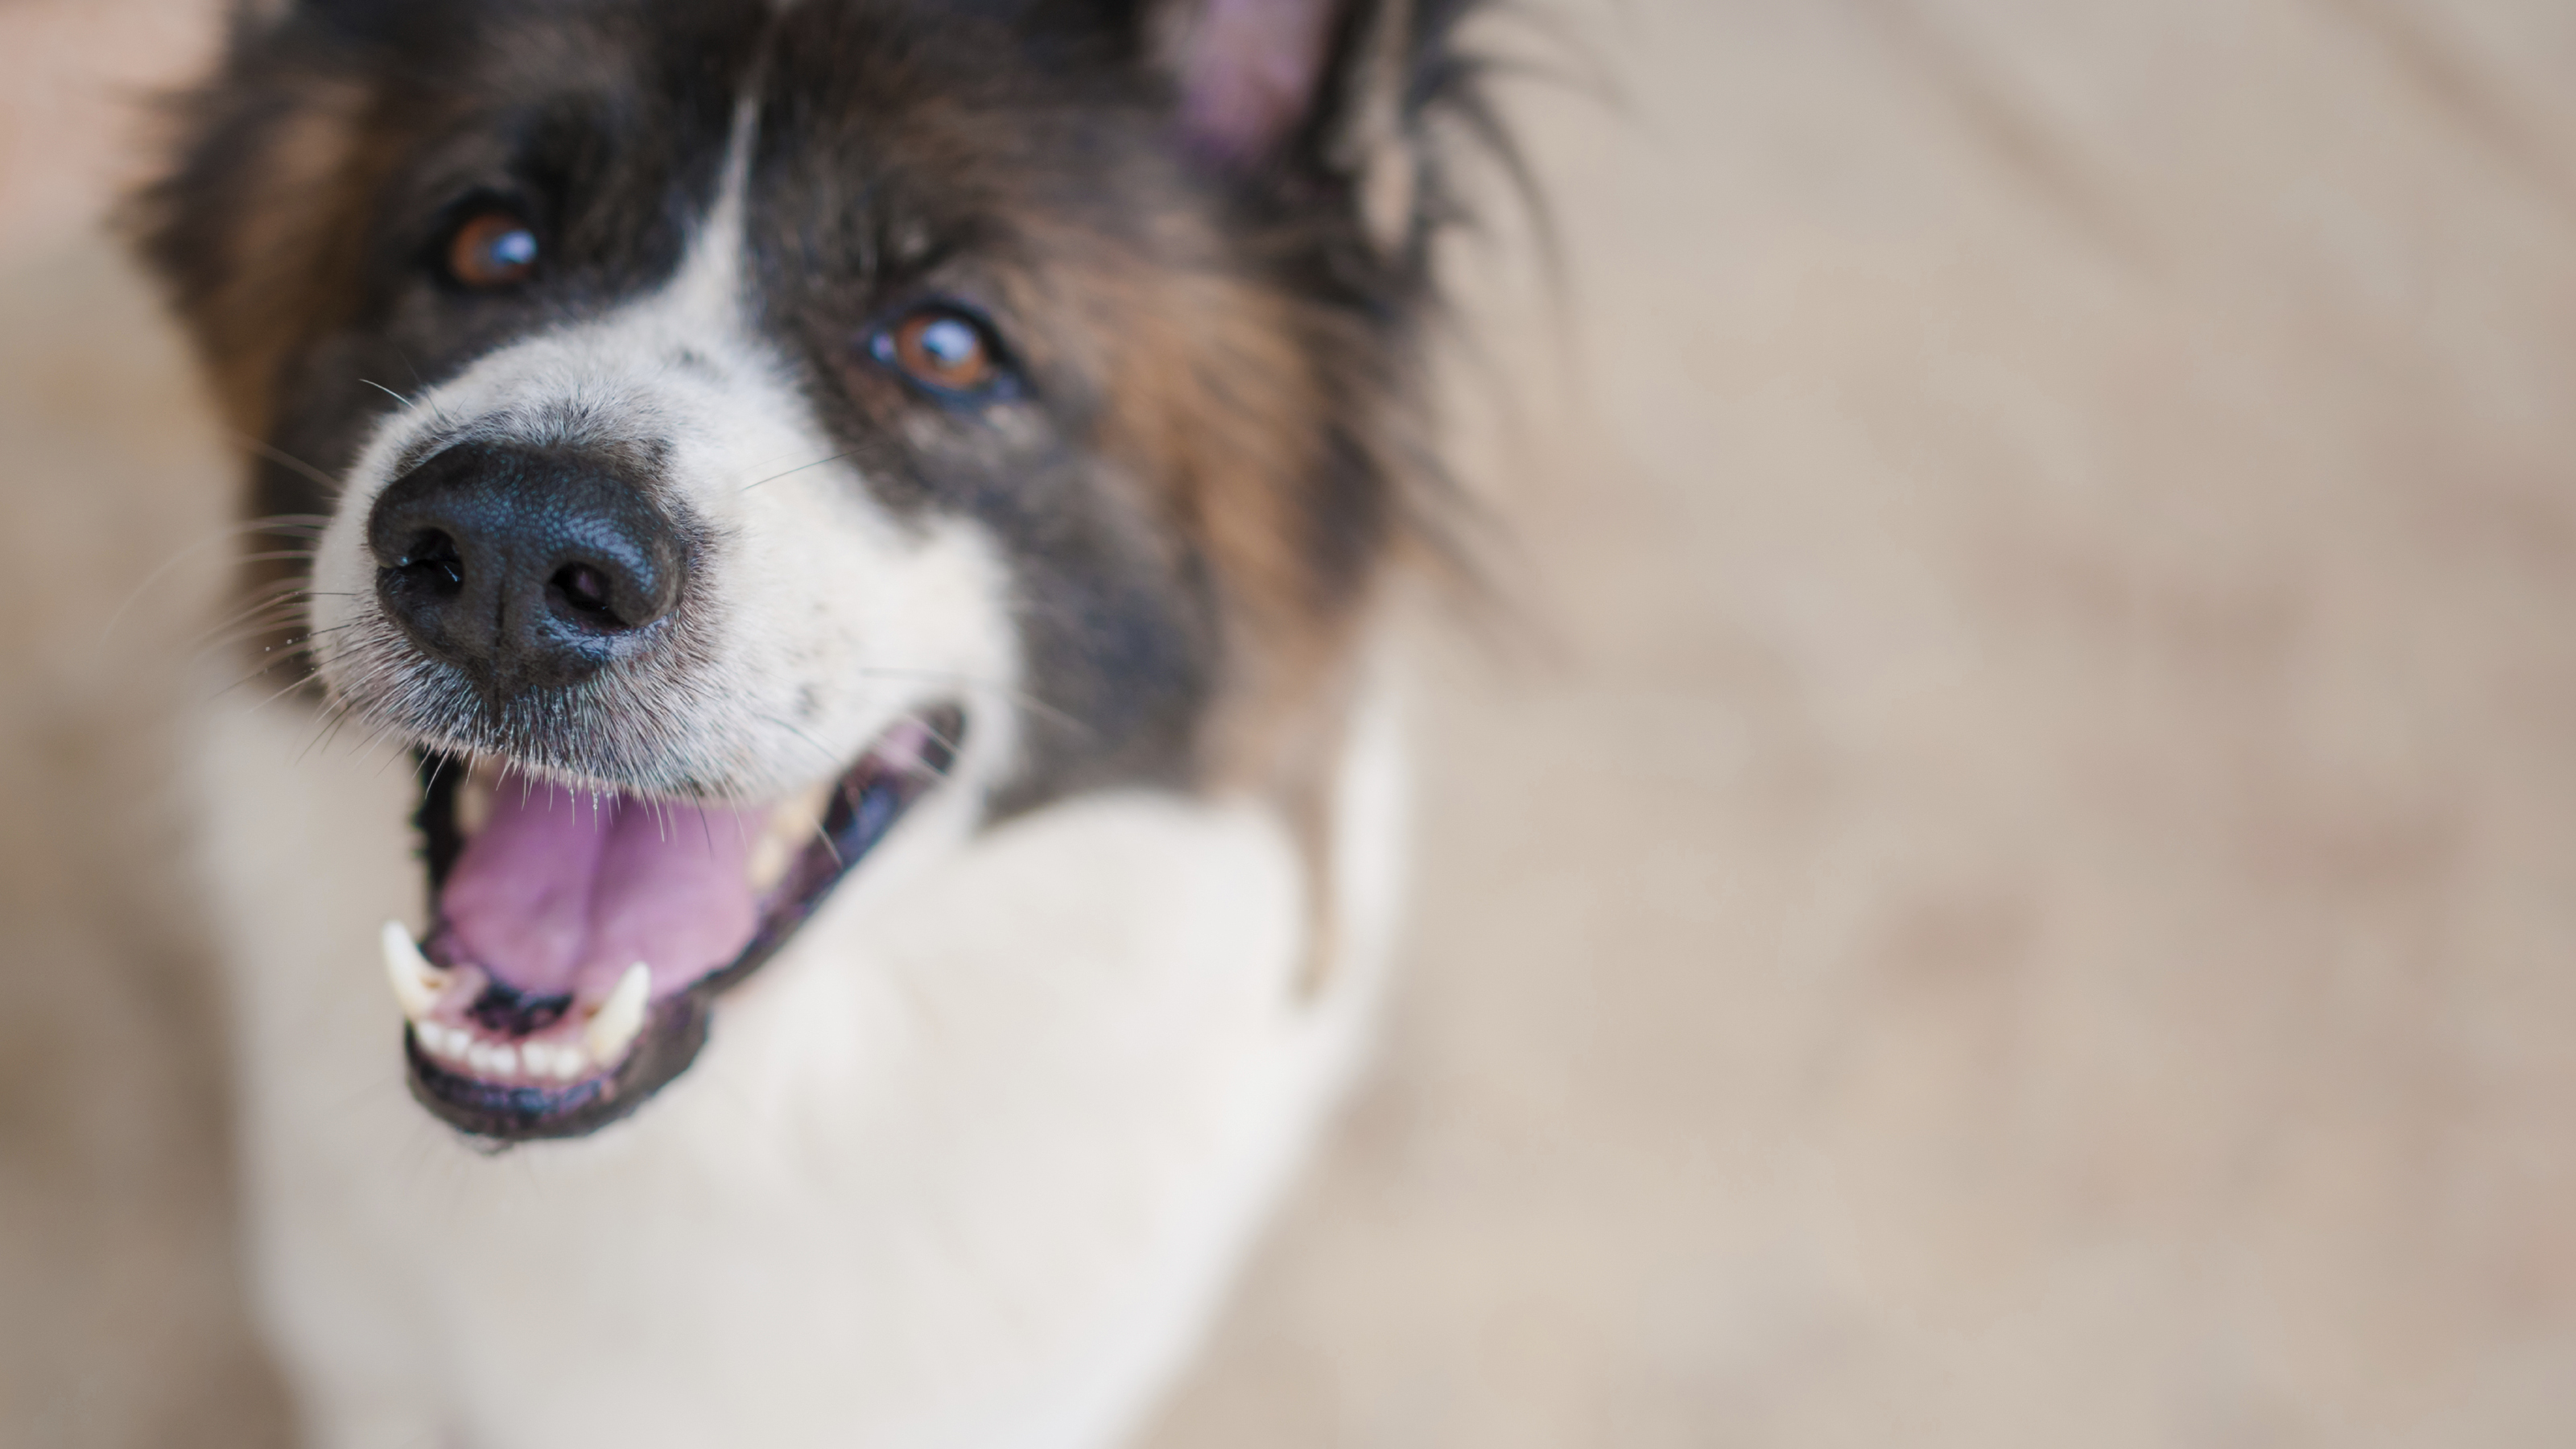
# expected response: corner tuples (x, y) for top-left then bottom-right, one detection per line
(524, 1043), (558, 1078)
(381, 922), (450, 1021)
(491, 1042), (520, 1075)
(456, 769), (492, 838)
(456, 756), (506, 838)
(745, 834), (796, 894)
(746, 779), (837, 893)
(585, 964), (651, 1066)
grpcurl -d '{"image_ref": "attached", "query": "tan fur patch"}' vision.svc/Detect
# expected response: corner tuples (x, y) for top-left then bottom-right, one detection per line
(1022, 234), (1396, 790)
(1057, 244), (1410, 995)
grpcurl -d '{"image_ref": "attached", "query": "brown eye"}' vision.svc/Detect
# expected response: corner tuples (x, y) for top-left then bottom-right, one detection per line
(446, 211), (540, 288)
(870, 308), (1002, 396)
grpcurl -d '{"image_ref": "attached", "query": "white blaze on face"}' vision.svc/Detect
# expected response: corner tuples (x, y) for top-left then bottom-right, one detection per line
(308, 101), (1023, 802)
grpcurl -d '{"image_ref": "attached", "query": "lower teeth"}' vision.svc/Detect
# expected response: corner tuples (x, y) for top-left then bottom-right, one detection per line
(386, 924), (651, 1084)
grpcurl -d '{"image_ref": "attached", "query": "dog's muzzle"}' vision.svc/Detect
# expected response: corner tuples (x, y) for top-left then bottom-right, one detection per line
(353, 441), (966, 1141)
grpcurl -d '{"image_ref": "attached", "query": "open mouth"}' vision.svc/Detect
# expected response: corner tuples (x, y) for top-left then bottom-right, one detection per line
(385, 706), (963, 1141)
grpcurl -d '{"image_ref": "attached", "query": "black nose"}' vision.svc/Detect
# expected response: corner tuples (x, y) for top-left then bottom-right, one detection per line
(369, 443), (687, 698)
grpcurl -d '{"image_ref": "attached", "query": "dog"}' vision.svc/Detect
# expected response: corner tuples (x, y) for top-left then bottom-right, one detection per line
(131, 0), (1497, 1444)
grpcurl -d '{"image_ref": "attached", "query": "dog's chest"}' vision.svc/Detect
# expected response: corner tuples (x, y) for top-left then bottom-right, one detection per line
(194, 682), (1404, 1449)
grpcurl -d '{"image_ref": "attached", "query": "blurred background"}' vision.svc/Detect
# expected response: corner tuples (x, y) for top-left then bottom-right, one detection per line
(6, 0), (2575, 1444)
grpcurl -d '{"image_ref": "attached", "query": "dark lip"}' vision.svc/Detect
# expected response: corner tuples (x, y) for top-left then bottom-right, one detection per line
(402, 706), (964, 1142)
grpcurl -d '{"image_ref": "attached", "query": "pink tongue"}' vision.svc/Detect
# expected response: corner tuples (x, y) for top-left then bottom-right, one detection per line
(439, 781), (767, 1001)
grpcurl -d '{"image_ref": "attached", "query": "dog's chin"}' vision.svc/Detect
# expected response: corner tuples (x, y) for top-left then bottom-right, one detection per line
(384, 704), (965, 1143)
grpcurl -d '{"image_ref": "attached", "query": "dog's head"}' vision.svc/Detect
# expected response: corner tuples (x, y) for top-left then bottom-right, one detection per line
(138, 0), (1488, 1141)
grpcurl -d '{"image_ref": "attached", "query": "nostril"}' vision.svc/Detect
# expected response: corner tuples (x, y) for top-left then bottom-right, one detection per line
(398, 530), (466, 590)
(551, 561), (642, 630)
(556, 564), (613, 615)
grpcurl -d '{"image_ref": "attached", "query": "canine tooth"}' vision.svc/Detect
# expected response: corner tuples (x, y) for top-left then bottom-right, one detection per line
(746, 780), (837, 893)
(745, 835), (796, 894)
(456, 766), (492, 837)
(585, 964), (650, 1066)
(381, 922), (450, 1020)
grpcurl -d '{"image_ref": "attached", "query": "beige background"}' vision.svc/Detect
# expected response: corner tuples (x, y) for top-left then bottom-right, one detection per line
(5, 1), (2574, 1445)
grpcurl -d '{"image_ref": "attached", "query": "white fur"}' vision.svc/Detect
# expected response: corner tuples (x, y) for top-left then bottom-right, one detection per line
(196, 665), (1404, 1449)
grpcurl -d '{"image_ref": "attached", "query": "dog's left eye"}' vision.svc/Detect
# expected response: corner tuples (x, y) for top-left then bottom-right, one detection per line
(868, 308), (1005, 398)
(445, 211), (540, 289)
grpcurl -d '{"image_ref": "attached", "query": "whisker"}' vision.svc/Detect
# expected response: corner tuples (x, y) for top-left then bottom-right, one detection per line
(850, 666), (1088, 737)
(737, 448), (860, 493)
(187, 601), (340, 658)
(99, 513), (329, 647)
(359, 378), (420, 411)
(235, 436), (342, 494)
(203, 658), (303, 703)
(192, 625), (356, 670)
(217, 663), (323, 715)
(755, 712), (849, 777)
(191, 586), (319, 630)
(296, 712), (349, 767)
(189, 601), (312, 646)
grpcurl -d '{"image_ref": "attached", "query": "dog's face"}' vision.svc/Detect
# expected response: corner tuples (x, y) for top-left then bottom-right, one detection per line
(141, 0), (1476, 1140)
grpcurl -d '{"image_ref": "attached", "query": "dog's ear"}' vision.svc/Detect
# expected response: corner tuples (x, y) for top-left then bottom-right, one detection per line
(1153, 0), (1348, 167)
(1146, 0), (1452, 250)
(231, 0), (406, 39)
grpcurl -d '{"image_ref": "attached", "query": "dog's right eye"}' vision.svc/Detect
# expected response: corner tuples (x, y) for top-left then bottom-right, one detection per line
(868, 306), (1009, 400)
(445, 211), (540, 289)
